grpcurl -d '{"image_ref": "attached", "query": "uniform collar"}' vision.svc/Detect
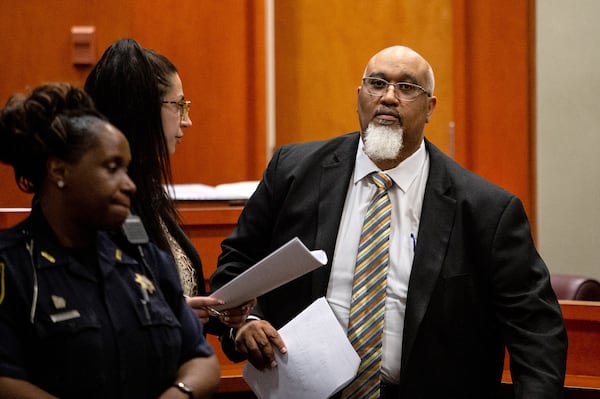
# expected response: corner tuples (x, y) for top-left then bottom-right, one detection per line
(25, 205), (139, 274)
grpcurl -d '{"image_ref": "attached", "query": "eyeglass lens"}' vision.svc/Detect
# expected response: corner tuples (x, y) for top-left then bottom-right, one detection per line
(363, 78), (424, 101)
(162, 100), (191, 120)
(178, 101), (191, 120)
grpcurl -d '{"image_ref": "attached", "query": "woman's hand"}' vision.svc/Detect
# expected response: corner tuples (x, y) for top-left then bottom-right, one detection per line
(185, 296), (256, 327)
(185, 296), (223, 324)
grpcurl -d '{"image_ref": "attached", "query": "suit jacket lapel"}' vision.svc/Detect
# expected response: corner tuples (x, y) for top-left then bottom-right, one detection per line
(401, 140), (457, 374)
(311, 133), (359, 298)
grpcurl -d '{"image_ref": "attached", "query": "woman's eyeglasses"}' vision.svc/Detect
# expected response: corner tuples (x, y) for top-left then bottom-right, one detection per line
(161, 100), (191, 121)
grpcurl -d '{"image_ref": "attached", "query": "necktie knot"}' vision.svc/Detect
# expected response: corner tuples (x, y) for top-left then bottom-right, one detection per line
(371, 172), (392, 191)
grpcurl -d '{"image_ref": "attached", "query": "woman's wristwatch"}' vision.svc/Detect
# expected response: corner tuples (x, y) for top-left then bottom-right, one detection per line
(173, 381), (193, 399)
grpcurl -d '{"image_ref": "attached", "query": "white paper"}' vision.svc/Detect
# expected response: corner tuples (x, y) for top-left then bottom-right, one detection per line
(243, 297), (360, 399)
(164, 181), (259, 201)
(211, 237), (328, 310)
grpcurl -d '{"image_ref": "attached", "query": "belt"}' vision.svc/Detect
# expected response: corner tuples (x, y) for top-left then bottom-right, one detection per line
(380, 381), (401, 398)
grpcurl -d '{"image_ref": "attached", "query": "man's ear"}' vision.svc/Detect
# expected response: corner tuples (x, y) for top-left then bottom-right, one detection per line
(425, 96), (437, 123)
(47, 157), (67, 188)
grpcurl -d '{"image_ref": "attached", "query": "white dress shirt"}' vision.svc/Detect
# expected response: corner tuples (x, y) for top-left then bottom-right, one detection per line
(326, 139), (429, 384)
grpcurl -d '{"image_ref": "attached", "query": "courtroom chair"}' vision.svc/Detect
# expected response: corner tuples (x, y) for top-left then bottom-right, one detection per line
(550, 274), (600, 301)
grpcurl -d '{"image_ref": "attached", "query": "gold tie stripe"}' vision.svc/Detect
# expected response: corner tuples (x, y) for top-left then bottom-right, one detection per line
(342, 172), (392, 399)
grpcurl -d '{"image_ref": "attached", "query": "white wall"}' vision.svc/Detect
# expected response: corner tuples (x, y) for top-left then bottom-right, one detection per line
(537, 0), (600, 280)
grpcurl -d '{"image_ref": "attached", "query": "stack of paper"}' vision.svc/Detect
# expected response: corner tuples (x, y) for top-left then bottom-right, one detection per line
(242, 297), (360, 399)
(210, 237), (328, 310)
(164, 181), (259, 201)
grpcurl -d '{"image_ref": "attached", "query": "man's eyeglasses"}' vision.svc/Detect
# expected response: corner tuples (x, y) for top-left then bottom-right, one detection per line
(161, 100), (191, 121)
(361, 77), (430, 102)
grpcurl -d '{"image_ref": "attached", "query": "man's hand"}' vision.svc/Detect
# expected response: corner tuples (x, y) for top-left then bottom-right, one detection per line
(234, 320), (287, 370)
(217, 299), (257, 329)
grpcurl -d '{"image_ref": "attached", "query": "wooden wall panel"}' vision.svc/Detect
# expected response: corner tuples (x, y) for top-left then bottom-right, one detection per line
(274, 0), (454, 154)
(0, 0), (134, 208)
(453, 0), (535, 221)
(0, 1), (266, 208)
(130, 0), (267, 186)
(0, 1), (536, 230)
(274, 0), (535, 229)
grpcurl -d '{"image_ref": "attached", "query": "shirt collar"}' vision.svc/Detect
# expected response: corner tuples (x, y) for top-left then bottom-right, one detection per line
(354, 138), (426, 193)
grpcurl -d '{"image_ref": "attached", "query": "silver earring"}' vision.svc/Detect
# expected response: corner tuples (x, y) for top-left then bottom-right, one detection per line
(57, 180), (65, 189)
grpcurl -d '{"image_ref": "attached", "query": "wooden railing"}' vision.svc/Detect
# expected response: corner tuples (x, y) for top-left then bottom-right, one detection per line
(502, 300), (600, 396)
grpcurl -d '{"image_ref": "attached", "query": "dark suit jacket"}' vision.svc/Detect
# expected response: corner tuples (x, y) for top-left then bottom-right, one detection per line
(211, 132), (567, 398)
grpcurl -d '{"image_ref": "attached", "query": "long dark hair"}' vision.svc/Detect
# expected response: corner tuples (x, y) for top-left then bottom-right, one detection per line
(84, 38), (179, 253)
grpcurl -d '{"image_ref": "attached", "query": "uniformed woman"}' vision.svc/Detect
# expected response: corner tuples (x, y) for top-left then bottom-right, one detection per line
(0, 83), (220, 398)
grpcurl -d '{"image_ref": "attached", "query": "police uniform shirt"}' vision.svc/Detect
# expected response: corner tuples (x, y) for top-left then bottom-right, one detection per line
(0, 206), (213, 399)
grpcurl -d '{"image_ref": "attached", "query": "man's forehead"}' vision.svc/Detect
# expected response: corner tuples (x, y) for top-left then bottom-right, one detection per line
(369, 47), (422, 67)
(365, 48), (427, 79)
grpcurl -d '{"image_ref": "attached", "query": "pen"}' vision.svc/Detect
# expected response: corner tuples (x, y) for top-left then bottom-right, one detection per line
(410, 233), (416, 252)
(206, 307), (223, 317)
(183, 295), (225, 318)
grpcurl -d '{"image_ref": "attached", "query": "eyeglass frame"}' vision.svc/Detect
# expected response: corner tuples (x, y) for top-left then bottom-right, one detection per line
(161, 100), (191, 121)
(361, 77), (431, 102)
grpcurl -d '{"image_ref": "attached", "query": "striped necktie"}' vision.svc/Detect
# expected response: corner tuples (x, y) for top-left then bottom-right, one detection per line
(342, 172), (393, 399)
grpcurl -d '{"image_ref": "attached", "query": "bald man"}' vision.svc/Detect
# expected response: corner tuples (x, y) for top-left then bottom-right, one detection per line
(211, 46), (567, 399)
